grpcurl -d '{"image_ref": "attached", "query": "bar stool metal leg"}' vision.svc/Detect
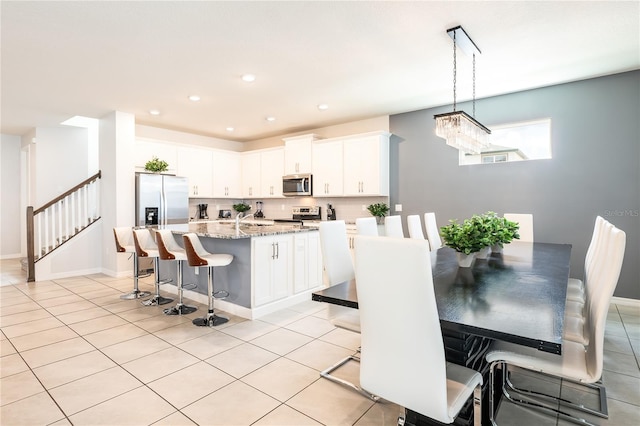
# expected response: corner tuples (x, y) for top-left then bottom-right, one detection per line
(142, 257), (174, 306)
(164, 260), (198, 315)
(120, 253), (151, 300)
(192, 266), (229, 327)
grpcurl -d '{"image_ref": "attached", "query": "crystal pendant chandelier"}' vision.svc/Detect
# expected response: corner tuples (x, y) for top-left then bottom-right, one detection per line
(434, 26), (490, 155)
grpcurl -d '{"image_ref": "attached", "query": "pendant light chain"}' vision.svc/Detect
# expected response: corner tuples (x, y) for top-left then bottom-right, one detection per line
(453, 31), (457, 111)
(473, 53), (476, 118)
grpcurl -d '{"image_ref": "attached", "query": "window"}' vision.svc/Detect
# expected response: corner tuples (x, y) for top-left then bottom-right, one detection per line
(460, 118), (552, 165)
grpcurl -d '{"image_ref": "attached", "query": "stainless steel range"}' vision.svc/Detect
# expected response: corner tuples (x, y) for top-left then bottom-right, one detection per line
(273, 206), (321, 225)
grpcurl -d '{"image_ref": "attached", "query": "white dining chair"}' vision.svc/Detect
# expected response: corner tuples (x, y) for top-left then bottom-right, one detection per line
(318, 221), (376, 401)
(407, 214), (426, 241)
(485, 224), (626, 425)
(355, 217), (378, 236)
(504, 213), (534, 242)
(566, 216), (606, 303)
(384, 215), (404, 238)
(355, 235), (482, 425)
(424, 212), (442, 251)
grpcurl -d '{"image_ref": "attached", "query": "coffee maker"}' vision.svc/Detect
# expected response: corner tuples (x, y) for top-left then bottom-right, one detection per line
(197, 204), (208, 220)
(326, 203), (336, 220)
(254, 201), (264, 219)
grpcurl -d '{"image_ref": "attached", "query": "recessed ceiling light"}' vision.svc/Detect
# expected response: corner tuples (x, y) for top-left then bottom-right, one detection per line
(188, 95), (201, 102)
(317, 103), (329, 111)
(149, 109), (161, 116)
(266, 116), (276, 122)
(242, 74), (256, 82)
(226, 127), (235, 132)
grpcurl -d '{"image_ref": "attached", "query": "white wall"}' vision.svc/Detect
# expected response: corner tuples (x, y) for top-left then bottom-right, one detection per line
(30, 126), (89, 206)
(0, 134), (22, 258)
(136, 124), (244, 152)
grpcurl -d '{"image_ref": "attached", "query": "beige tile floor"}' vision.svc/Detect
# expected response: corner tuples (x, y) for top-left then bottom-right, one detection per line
(1, 259), (638, 426)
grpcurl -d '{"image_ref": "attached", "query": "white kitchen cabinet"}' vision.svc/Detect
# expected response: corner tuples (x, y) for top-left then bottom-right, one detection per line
(135, 140), (178, 173)
(212, 150), (241, 198)
(177, 146), (213, 197)
(253, 234), (293, 306)
(283, 134), (317, 175)
(260, 148), (284, 198)
(293, 231), (322, 294)
(343, 133), (390, 196)
(312, 140), (344, 197)
(241, 152), (261, 198)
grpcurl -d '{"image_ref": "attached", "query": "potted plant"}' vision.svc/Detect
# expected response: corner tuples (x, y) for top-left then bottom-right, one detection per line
(144, 156), (169, 173)
(491, 215), (520, 252)
(440, 216), (492, 267)
(367, 203), (389, 224)
(233, 202), (251, 216)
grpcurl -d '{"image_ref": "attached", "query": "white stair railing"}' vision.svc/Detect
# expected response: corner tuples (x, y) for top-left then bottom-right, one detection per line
(26, 171), (102, 282)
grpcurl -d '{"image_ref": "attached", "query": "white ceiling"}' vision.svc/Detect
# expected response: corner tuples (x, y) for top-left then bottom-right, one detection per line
(2, 1), (638, 142)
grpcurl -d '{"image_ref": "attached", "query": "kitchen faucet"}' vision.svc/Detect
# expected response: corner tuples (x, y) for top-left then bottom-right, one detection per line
(235, 212), (255, 232)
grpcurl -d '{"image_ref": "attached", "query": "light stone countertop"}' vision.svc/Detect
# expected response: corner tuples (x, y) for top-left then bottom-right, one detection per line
(158, 221), (315, 239)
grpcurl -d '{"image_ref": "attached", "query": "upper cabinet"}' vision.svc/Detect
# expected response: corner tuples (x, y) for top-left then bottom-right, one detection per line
(241, 152), (261, 198)
(343, 132), (390, 196)
(135, 140), (178, 173)
(283, 134), (318, 175)
(177, 146), (213, 198)
(312, 140), (344, 197)
(260, 148), (284, 198)
(312, 131), (390, 197)
(212, 150), (241, 198)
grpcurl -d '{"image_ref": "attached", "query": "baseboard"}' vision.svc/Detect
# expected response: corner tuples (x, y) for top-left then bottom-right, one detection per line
(0, 254), (23, 260)
(611, 296), (640, 307)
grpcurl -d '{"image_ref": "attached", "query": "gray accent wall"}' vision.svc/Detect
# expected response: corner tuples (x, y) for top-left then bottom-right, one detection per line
(390, 70), (639, 299)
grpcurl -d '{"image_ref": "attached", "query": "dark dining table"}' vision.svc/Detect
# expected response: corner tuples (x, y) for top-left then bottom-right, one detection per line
(312, 241), (572, 426)
(313, 241), (571, 354)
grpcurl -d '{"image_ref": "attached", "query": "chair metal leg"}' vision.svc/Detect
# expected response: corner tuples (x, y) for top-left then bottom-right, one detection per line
(490, 360), (599, 426)
(120, 253), (151, 300)
(320, 352), (379, 401)
(504, 367), (608, 419)
(192, 267), (228, 327)
(472, 382), (482, 426)
(142, 257), (173, 306)
(164, 260), (197, 315)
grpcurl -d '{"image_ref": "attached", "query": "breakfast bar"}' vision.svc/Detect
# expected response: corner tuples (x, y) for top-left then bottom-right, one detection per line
(155, 221), (323, 319)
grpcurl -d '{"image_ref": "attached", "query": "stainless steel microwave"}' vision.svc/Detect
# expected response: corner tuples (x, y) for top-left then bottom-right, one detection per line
(282, 174), (312, 196)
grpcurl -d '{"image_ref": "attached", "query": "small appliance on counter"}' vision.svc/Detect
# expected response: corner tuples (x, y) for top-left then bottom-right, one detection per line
(326, 203), (336, 220)
(254, 201), (265, 219)
(197, 204), (209, 220)
(218, 209), (232, 219)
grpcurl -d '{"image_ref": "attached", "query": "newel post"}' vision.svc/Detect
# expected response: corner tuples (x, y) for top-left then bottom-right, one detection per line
(26, 206), (35, 282)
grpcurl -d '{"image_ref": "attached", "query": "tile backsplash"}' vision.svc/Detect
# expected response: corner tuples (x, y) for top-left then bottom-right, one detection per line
(189, 196), (389, 224)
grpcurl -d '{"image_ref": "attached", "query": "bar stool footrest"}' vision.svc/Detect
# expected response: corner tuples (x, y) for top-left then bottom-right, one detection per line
(213, 290), (229, 299)
(182, 282), (198, 291)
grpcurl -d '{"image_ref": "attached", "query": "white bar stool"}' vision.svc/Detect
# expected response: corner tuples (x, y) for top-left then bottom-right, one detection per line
(132, 228), (174, 306)
(155, 230), (198, 315)
(113, 227), (151, 300)
(182, 233), (233, 327)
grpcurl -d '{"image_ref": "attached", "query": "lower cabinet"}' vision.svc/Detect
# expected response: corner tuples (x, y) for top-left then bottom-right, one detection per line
(252, 231), (322, 307)
(252, 235), (293, 307)
(293, 232), (322, 294)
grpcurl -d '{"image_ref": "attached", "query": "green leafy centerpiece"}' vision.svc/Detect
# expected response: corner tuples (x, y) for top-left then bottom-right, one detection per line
(144, 156), (169, 173)
(440, 212), (520, 267)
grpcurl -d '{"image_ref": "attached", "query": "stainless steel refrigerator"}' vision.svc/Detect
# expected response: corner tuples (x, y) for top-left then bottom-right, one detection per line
(135, 173), (189, 226)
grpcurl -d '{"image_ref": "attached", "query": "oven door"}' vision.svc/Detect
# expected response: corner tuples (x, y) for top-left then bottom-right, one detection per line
(282, 174), (312, 196)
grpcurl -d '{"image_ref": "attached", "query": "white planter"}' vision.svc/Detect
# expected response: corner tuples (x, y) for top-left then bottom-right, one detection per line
(476, 246), (491, 259)
(456, 252), (476, 268)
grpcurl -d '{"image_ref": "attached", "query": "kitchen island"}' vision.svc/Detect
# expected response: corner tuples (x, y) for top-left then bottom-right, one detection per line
(156, 221), (323, 319)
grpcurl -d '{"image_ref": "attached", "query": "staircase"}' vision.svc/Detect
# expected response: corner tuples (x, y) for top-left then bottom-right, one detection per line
(26, 171), (102, 282)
